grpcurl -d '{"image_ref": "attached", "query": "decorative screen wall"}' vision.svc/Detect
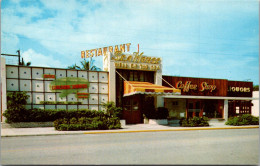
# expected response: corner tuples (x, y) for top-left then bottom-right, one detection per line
(6, 65), (109, 111)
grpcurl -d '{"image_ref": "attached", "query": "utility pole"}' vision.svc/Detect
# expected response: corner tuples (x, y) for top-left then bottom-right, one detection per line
(1, 50), (21, 65)
(17, 50), (21, 65)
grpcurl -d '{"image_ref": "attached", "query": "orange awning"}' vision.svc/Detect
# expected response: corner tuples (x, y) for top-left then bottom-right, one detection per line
(124, 81), (181, 97)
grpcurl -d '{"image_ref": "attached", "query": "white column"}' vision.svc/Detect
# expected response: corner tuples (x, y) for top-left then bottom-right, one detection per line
(224, 99), (229, 121)
(155, 58), (163, 107)
(106, 52), (116, 103)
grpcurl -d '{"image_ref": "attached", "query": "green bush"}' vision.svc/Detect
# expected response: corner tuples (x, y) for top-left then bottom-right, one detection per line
(108, 117), (121, 129)
(54, 116), (121, 131)
(3, 92), (29, 123)
(179, 116), (209, 127)
(225, 114), (259, 126)
(4, 108), (108, 123)
(101, 101), (123, 118)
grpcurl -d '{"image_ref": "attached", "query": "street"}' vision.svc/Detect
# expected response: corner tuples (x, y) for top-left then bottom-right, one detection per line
(1, 129), (259, 165)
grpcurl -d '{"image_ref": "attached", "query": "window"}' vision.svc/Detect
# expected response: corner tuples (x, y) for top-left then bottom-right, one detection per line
(236, 106), (239, 114)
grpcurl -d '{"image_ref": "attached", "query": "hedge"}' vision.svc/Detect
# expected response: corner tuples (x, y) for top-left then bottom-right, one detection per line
(179, 116), (209, 127)
(54, 117), (121, 131)
(3, 108), (107, 123)
(4, 108), (122, 130)
(225, 114), (259, 126)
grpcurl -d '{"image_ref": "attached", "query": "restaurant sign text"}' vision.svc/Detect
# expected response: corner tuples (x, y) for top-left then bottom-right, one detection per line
(112, 52), (161, 71)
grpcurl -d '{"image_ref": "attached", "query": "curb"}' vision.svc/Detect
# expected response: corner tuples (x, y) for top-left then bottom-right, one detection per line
(1, 126), (259, 137)
(1, 133), (85, 137)
(83, 126), (259, 134)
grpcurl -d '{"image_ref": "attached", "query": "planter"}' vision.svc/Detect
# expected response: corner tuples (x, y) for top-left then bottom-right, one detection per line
(148, 119), (168, 125)
(168, 119), (180, 125)
(120, 120), (126, 127)
(2, 122), (54, 128)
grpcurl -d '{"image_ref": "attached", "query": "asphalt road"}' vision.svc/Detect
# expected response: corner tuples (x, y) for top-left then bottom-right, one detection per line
(1, 129), (259, 165)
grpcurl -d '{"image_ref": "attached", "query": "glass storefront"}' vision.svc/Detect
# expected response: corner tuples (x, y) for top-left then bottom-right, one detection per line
(165, 99), (224, 119)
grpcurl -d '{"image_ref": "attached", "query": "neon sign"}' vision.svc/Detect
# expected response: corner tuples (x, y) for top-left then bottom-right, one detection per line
(112, 52), (161, 71)
(228, 86), (250, 93)
(112, 52), (161, 64)
(43, 74), (55, 78)
(51, 84), (88, 90)
(176, 81), (216, 92)
(50, 77), (89, 98)
(81, 43), (131, 58)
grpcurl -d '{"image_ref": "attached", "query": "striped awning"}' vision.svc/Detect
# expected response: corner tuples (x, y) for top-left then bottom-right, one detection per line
(124, 81), (181, 97)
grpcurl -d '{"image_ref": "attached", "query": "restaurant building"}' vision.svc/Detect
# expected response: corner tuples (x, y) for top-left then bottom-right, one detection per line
(1, 43), (258, 124)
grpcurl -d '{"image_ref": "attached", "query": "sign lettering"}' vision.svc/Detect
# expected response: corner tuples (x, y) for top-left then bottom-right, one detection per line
(43, 74), (55, 78)
(200, 82), (216, 92)
(176, 81), (216, 92)
(52, 84), (88, 90)
(228, 86), (250, 93)
(81, 43), (131, 58)
(176, 81), (197, 92)
(112, 52), (161, 64)
(112, 51), (161, 71)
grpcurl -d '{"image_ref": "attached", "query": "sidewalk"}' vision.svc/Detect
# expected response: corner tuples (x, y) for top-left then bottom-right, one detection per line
(1, 122), (259, 137)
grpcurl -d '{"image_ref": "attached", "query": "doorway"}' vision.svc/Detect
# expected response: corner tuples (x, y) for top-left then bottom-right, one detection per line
(187, 99), (202, 118)
(122, 95), (142, 124)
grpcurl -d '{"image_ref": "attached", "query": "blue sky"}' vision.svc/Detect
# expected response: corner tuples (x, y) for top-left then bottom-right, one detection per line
(1, 0), (259, 85)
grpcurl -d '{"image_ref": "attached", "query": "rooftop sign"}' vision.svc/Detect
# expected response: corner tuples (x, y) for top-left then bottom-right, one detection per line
(81, 43), (131, 58)
(112, 52), (161, 71)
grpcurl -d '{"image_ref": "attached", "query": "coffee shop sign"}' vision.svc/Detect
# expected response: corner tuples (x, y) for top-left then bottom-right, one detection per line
(176, 81), (217, 92)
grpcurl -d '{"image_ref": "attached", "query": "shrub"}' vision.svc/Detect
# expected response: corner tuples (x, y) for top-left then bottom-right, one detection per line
(225, 114), (259, 126)
(54, 116), (121, 131)
(4, 108), (108, 123)
(3, 92), (29, 123)
(101, 101), (123, 119)
(179, 116), (209, 127)
(108, 117), (121, 129)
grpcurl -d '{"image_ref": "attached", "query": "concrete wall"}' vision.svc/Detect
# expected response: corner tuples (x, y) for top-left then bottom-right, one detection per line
(5, 65), (109, 111)
(252, 91), (259, 117)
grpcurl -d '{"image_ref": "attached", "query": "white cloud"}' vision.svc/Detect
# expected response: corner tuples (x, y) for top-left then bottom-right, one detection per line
(22, 49), (65, 68)
(1, 0), (259, 84)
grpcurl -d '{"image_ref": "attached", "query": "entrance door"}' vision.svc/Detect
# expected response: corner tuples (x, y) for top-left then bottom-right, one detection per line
(122, 95), (142, 124)
(187, 100), (202, 118)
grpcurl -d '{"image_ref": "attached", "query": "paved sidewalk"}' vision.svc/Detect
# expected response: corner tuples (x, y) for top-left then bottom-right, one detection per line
(1, 123), (259, 137)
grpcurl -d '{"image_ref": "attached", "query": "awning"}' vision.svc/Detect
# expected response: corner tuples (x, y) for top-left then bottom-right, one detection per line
(124, 81), (181, 97)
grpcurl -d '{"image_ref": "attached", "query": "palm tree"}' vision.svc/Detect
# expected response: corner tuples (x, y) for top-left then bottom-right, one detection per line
(68, 63), (81, 70)
(68, 59), (101, 71)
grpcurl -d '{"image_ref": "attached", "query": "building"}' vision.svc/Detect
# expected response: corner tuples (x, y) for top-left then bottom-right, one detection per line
(1, 44), (258, 124)
(162, 76), (254, 121)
